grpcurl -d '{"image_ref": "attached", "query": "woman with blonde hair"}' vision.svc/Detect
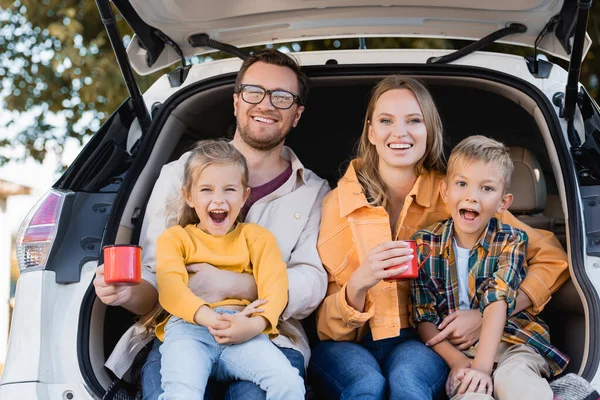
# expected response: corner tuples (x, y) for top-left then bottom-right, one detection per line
(309, 75), (568, 399)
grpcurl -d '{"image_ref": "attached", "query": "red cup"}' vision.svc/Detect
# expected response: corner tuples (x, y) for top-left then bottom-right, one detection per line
(384, 240), (431, 281)
(103, 245), (142, 285)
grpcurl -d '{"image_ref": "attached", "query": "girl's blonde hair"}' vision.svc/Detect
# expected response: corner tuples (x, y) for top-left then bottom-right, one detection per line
(177, 139), (249, 227)
(354, 75), (446, 210)
(140, 139), (249, 333)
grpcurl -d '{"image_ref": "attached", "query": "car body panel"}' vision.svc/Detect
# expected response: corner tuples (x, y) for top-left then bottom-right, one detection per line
(124, 0), (592, 74)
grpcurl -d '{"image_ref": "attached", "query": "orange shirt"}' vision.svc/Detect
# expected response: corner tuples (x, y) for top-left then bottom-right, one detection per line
(316, 161), (569, 342)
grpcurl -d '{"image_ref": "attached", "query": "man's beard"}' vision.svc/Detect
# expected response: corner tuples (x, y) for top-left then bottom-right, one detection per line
(236, 120), (290, 151)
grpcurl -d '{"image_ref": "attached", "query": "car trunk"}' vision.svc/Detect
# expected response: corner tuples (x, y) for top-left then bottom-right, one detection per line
(83, 68), (586, 397)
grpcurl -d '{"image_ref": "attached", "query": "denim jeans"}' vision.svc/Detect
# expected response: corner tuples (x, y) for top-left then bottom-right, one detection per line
(309, 328), (448, 400)
(142, 318), (304, 400)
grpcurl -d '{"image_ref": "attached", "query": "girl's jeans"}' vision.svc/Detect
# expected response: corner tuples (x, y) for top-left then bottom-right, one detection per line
(309, 328), (449, 400)
(157, 315), (305, 400)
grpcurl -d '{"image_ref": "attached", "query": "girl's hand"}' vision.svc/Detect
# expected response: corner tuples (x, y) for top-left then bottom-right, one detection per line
(208, 314), (268, 345)
(350, 241), (414, 291)
(455, 368), (493, 396)
(239, 299), (268, 317)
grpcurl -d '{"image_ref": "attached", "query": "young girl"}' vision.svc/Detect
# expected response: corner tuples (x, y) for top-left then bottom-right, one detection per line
(152, 140), (305, 400)
(310, 76), (569, 399)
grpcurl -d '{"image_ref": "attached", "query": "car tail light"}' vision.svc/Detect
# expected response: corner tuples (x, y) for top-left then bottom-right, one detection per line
(16, 189), (68, 273)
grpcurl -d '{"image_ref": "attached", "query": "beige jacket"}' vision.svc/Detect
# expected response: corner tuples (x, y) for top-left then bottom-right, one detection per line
(106, 146), (330, 379)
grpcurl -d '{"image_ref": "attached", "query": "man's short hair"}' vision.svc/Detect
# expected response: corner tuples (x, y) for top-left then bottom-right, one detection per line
(447, 135), (514, 189)
(235, 49), (310, 105)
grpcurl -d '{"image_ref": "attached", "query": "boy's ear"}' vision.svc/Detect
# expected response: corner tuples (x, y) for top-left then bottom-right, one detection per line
(243, 187), (251, 203)
(439, 180), (449, 204)
(497, 192), (514, 214)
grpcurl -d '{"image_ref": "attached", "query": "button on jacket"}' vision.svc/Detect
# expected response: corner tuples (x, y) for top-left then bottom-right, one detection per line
(316, 160), (569, 343)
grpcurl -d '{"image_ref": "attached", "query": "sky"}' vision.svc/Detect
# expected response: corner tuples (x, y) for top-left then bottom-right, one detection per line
(0, 108), (82, 235)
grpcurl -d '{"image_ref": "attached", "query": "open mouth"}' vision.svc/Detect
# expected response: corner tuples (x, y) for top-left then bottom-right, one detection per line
(459, 208), (479, 221)
(209, 210), (229, 224)
(252, 116), (276, 124)
(388, 143), (413, 150)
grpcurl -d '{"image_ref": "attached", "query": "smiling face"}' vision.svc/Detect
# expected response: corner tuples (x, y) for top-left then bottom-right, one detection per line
(184, 163), (251, 236)
(368, 89), (428, 174)
(233, 62), (305, 151)
(441, 159), (513, 248)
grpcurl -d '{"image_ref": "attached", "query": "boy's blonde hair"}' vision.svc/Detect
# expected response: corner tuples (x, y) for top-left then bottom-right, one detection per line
(446, 135), (514, 190)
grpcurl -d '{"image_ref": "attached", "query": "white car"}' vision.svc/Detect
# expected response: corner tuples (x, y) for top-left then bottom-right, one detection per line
(2, 0), (599, 399)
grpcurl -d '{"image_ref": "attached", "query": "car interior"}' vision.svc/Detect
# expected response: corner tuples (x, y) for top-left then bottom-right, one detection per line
(94, 73), (586, 392)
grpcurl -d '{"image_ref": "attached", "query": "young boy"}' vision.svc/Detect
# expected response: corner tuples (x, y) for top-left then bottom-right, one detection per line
(411, 136), (569, 400)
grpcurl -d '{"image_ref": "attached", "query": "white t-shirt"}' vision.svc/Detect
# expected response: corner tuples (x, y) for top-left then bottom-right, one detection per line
(454, 240), (471, 310)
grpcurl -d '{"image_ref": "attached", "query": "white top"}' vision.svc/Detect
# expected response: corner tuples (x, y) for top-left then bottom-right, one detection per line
(453, 240), (471, 311)
(106, 146), (330, 380)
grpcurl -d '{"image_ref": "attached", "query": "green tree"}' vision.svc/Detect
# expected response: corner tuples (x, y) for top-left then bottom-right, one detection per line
(0, 0), (144, 165)
(1, 1), (599, 168)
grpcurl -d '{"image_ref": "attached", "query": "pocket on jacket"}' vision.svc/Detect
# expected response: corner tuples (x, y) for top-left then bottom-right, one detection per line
(330, 246), (358, 286)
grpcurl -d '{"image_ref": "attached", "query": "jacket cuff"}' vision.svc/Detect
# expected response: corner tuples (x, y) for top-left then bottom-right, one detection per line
(520, 273), (551, 314)
(335, 282), (375, 328)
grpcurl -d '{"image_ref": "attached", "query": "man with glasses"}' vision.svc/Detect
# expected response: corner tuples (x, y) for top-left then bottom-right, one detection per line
(95, 49), (330, 400)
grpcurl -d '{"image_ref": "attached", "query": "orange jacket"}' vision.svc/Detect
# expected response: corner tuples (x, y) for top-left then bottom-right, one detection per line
(316, 161), (569, 342)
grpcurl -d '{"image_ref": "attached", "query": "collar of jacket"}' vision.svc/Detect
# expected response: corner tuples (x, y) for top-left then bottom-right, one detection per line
(337, 159), (437, 218)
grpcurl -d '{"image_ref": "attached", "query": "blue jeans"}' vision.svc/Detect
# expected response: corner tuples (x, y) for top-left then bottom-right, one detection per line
(141, 321), (306, 400)
(309, 329), (448, 400)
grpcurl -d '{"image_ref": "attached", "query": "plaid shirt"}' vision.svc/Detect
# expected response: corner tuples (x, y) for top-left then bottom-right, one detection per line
(411, 217), (569, 375)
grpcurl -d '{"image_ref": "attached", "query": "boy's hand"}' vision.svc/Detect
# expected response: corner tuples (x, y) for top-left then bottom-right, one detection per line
(208, 314), (268, 345)
(455, 368), (493, 396)
(427, 310), (482, 350)
(239, 299), (268, 317)
(446, 359), (471, 397)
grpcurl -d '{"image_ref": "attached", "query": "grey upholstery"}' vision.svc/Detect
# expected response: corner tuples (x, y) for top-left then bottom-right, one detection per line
(509, 146), (547, 214)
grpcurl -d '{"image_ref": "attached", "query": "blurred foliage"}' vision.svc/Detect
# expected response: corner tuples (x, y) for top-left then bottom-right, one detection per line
(0, 1), (599, 167)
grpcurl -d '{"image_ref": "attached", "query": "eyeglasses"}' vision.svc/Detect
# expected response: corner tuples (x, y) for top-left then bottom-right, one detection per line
(236, 84), (301, 110)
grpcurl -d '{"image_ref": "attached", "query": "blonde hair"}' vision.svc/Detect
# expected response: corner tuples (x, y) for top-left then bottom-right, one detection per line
(354, 75), (446, 210)
(446, 135), (514, 190)
(140, 139), (249, 333)
(178, 140), (249, 227)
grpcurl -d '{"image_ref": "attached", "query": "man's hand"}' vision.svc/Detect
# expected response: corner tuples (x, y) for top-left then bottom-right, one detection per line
(455, 368), (493, 396)
(94, 264), (134, 306)
(187, 263), (258, 303)
(208, 313), (268, 345)
(427, 310), (482, 350)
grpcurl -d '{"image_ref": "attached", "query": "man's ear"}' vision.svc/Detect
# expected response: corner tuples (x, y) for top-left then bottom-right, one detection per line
(497, 192), (514, 214)
(292, 105), (305, 128)
(233, 93), (239, 117)
(439, 180), (449, 204)
(243, 187), (251, 203)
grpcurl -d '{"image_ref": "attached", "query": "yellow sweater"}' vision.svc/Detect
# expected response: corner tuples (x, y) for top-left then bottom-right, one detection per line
(155, 223), (288, 340)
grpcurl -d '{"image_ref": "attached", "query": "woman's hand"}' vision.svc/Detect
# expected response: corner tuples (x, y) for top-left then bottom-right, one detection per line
(426, 310), (483, 350)
(455, 368), (493, 396)
(350, 241), (414, 292)
(446, 358), (471, 397)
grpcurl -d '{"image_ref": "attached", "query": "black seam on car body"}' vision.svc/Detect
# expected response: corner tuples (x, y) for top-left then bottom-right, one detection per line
(78, 279), (107, 396)
(78, 63), (598, 397)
